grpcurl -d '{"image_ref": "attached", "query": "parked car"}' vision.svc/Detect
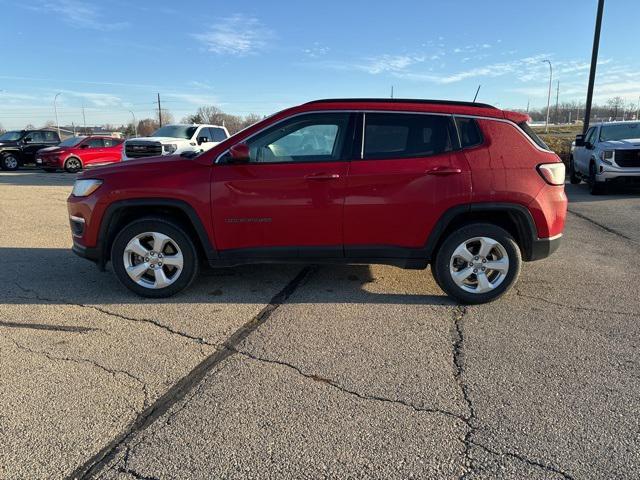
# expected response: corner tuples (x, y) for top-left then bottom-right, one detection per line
(121, 124), (229, 161)
(68, 98), (567, 304)
(37, 135), (124, 173)
(569, 121), (640, 194)
(0, 129), (60, 170)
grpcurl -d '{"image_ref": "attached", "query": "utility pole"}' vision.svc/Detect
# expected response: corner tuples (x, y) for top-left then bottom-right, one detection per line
(583, 0), (605, 134)
(129, 110), (137, 137)
(82, 103), (87, 135)
(555, 81), (560, 124)
(53, 93), (61, 138)
(72, 122), (76, 136)
(637, 95), (640, 120)
(526, 98), (530, 114)
(157, 93), (162, 127)
(390, 86), (394, 99)
(542, 60), (552, 133)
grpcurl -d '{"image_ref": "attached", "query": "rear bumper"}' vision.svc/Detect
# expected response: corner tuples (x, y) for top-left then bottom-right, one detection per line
(529, 233), (562, 261)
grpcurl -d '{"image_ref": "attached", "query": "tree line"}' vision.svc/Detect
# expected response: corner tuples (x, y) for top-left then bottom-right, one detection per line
(518, 96), (639, 124)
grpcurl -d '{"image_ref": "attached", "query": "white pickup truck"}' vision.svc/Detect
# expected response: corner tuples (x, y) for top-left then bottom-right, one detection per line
(122, 124), (229, 161)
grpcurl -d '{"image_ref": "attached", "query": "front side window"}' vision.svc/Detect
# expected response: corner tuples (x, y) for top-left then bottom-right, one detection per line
(26, 131), (45, 143)
(585, 127), (596, 145)
(229, 113), (351, 164)
(364, 113), (454, 160)
(209, 127), (228, 142)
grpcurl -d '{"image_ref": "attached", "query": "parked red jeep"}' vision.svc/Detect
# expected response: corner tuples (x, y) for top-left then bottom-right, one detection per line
(38, 135), (124, 172)
(67, 99), (567, 304)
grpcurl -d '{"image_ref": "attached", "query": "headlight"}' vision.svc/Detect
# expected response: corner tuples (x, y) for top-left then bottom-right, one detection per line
(599, 150), (614, 165)
(72, 179), (103, 197)
(163, 144), (177, 154)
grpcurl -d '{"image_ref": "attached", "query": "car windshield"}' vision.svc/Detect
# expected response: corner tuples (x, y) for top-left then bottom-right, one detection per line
(599, 123), (640, 142)
(59, 136), (86, 147)
(0, 131), (23, 141)
(151, 125), (198, 139)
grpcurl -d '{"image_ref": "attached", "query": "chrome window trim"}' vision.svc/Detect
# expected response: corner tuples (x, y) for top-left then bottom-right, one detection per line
(214, 109), (549, 163)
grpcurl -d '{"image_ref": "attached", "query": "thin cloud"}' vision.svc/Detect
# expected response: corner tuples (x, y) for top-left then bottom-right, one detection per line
(193, 15), (272, 56)
(29, 0), (129, 31)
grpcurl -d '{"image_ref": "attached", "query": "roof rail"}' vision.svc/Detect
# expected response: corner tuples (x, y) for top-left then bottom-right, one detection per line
(305, 98), (497, 109)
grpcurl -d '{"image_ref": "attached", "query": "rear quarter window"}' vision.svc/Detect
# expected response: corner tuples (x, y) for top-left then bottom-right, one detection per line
(517, 122), (551, 151)
(455, 117), (483, 148)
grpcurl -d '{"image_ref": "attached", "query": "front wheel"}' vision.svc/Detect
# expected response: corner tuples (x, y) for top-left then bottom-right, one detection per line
(1, 153), (20, 171)
(111, 218), (199, 298)
(433, 224), (522, 304)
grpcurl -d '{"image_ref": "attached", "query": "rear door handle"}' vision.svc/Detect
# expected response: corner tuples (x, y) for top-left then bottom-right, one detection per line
(306, 173), (341, 180)
(426, 166), (462, 176)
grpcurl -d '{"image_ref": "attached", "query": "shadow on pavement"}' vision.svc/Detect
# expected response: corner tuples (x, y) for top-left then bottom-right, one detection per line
(0, 169), (77, 187)
(1, 247), (450, 306)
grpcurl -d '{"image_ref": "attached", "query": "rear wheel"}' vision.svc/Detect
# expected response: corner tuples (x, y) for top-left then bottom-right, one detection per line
(569, 157), (581, 184)
(433, 223), (521, 304)
(64, 157), (82, 173)
(588, 162), (606, 195)
(111, 218), (199, 298)
(1, 153), (19, 171)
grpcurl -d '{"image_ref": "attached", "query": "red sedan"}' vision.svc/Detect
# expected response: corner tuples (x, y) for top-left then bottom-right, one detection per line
(37, 136), (124, 173)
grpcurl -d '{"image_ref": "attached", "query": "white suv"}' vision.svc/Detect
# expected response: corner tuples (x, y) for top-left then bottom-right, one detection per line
(122, 124), (229, 161)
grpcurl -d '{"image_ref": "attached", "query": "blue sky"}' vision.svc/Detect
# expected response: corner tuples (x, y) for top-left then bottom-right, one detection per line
(0, 0), (638, 129)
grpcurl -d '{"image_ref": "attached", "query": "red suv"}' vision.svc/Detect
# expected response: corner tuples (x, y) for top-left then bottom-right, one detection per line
(38, 135), (124, 172)
(67, 99), (567, 304)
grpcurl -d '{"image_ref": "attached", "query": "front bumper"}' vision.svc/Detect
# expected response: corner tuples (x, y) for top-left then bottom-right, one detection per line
(529, 234), (562, 261)
(597, 166), (640, 182)
(72, 240), (101, 263)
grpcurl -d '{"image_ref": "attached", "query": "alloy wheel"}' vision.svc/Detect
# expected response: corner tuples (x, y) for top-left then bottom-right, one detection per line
(449, 236), (510, 294)
(122, 232), (184, 289)
(4, 155), (18, 170)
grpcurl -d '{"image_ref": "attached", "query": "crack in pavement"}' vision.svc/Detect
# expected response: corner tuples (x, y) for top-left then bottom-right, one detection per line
(450, 306), (575, 480)
(470, 440), (575, 480)
(12, 282), (214, 346)
(67, 266), (315, 480)
(117, 447), (160, 480)
(0, 321), (98, 333)
(233, 347), (466, 422)
(515, 289), (639, 317)
(568, 209), (635, 243)
(5, 336), (149, 410)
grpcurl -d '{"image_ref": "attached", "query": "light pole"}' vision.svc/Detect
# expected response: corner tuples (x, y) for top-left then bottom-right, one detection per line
(583, 0), (605, 134)
(128, 110), (137, 137)
(542, 60), (552, 133)
(53, 93), (61, 138)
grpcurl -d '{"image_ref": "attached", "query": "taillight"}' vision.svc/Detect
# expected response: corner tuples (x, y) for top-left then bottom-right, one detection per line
(537, 163), (565, 186)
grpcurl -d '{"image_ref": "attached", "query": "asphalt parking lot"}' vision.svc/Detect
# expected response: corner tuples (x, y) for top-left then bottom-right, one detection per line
(1, 169), (639, 480)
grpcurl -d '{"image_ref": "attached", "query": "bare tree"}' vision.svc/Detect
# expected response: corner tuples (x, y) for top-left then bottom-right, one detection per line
(182, 106), (263, 134)
(24, 123), (35, 129)
(607, 97), (625, 120)
(137, 118), (159, 136)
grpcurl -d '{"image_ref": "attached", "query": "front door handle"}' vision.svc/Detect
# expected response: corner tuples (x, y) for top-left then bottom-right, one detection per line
(306, 173), (341, 180)
(426, 166), (462, 176)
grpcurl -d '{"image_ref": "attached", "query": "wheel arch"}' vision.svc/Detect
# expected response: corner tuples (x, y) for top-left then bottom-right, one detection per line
(425, 203), (538, 262)
(97, 199), (216, 269)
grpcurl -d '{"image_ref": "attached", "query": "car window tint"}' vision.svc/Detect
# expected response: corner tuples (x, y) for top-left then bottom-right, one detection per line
(103, 138), (117, 147)
(455, 117), (483, 148)
(87, 138), (104, 148)
(209, 127), (228, 142)
(585, 127), (596, 144)
(241, 113), (350, 164)
(28, 131), (45, 142)
(43, 131), (58, 142)
(364, 113), (454, 160)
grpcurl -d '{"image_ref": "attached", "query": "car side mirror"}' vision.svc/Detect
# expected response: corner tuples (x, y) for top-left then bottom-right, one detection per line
(228, 143), (250, 163)
(197, 136), (209, 145)
(574, 135), (585, 147)
(80, 144), (89, 149)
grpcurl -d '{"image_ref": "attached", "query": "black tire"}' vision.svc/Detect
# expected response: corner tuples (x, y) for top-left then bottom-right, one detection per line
(588, 162), (606, 195)
(569, 157), (581, 184)
(433, 223), (522, 305)
(111, 217), (199, 298)
(64, 157), (83, 173)
(1, 153), (20, 171)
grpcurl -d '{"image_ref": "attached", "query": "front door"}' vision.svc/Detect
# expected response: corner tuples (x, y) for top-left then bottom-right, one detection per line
(21, 131), (47, 163)
(211, 112), (355, 259)
(574, 126), (597, 173)
(344, 112), (471, 256)
(80, 137), (106, 165)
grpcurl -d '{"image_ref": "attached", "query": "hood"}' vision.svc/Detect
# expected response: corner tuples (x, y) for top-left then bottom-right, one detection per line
(127, 136), (194, 144)
(0, 140), (19, 147)
(599, 138), (640, 150)
(78, 154), (180, 177)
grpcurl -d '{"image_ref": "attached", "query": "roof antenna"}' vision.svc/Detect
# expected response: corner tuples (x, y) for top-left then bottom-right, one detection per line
(473, 84), (481, 103)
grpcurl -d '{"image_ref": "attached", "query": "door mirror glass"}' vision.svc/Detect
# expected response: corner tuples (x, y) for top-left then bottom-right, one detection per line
(228, 143), (250, 163)
(197, 136), (209, 145)
(574, 135), (585, 147)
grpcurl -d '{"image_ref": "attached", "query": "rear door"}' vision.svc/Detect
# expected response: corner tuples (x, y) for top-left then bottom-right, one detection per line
(344, 112), (471, 256)
(211, 112), (355, 258)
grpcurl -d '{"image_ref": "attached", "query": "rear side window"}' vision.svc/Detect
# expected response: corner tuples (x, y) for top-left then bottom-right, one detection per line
(455, 117), (483, 148)
(43, 131), (58, 142)
(86, 138), (104, 148)
(363, 113), (454, 160)
(517, 122), (551, 151)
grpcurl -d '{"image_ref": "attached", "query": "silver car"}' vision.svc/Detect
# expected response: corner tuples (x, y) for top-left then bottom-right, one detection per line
(570, 121), (640, 194)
